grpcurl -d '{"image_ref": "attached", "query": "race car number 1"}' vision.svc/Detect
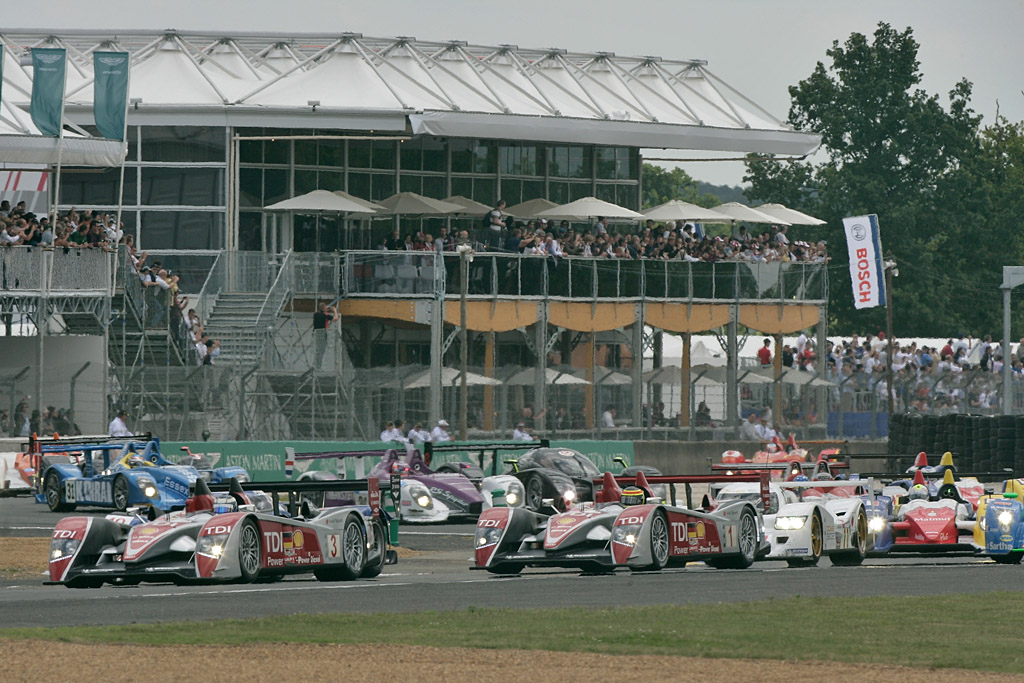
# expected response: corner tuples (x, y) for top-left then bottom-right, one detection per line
(327, 534), (341, 559)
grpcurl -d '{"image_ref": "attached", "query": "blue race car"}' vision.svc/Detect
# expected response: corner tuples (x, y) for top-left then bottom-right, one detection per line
(35, 436), (248, 513)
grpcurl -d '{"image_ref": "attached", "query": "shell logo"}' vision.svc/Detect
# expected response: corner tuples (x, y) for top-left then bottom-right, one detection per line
(292, 529), (304, 550)
(558, 517), (576, 525)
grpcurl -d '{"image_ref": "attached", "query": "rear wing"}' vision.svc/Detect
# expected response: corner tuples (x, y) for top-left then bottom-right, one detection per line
(209, 479), (391, 519)
(774, 479), (876, 493)
(711, 461), (849, 471)
(424, 440), (550, 475)
(595, 472), (770, 511)
(286, 447), (400, 479)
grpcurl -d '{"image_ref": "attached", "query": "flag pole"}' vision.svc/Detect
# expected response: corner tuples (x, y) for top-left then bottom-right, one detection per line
(49, 53), (68, 228)
(114, 52), (131, 245)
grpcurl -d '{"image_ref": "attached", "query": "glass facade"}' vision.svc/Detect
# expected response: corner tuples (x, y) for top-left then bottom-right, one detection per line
(59, 126), (641, 252)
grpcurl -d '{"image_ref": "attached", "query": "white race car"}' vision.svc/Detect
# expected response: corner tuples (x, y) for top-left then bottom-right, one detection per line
(713, 478), (874, 567)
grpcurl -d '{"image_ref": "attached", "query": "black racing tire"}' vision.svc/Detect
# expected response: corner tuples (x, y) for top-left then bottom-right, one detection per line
(44, 471), (75, 512)
(487, 564), (523, 575)
(316, 516), (367, 582)
(113, 475), (130, 512)
(786, 512), (823, 568)
(67, 577), (104, 589)
(992, 552), (1024, 565)
(525, 476), (544, 511)
(237, 519), (261, 583)
(830, 510), (868, 567)
(632, 510), (670, 572)
(707, 507), (758, 570)
(360, 517), (388, 579)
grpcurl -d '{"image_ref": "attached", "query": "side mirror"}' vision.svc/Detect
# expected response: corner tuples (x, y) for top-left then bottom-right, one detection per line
(613, 456), (627, 468)
(504, 458), (519, 473)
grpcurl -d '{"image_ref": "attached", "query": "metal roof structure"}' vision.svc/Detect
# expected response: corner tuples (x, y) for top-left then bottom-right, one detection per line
(0, 29), (820, 156)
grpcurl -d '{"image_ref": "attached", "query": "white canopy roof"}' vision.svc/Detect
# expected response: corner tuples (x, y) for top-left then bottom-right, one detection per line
(0, 30), (821, 156)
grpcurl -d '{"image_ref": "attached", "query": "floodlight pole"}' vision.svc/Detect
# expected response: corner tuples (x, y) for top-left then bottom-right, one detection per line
(459, 247), (470, 440)
(884, 260), (896, 416)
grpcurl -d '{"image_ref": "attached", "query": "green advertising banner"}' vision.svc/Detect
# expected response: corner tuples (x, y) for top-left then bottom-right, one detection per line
(30, 48), (66, 137)
(92, 51), (130, 141)
(163, 440), (634, 482)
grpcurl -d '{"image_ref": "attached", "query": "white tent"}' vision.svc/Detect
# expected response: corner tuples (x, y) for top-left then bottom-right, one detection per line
(506, 367), (589, 386)
(395, 367), (501, 389)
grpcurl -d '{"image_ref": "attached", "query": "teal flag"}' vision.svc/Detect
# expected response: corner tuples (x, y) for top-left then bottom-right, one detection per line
(30, 48), (66, 137)
(93, 51), (130, 141)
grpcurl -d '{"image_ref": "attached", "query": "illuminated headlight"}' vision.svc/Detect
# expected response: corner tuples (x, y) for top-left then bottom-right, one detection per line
(612, 524), (641, 546)
(197, 533), (229, 558)
(980, 518), (987, 531)
(138, 477), (159, 499)
(868, 516), (886, 534)
(775, 516), (807, 530)
(409, 485), (433, 510)
(998, 510), (1014, 527)
(563, 489), (576, 502)
(474, 527), (503, 548)
(505, 482), (524, 507)
(50, 538), (81, 561)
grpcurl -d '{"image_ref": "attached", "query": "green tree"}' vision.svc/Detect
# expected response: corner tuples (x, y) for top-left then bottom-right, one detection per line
(743, 23), (1015, 336)
(641, 164), (720, 208)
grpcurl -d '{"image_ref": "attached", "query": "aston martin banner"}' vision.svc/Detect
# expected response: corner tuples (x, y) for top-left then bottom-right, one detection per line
(30, 48), (67, 137)
(93, 51), (130, 141)
(843, 214), (886, 309)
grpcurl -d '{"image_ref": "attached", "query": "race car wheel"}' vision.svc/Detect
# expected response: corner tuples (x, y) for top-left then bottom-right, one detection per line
(707, 507), (758, 569)
(360, 518), (388, 579)
(113, 476), (130, 512)
(237, 519), (261, 583)
(487, 564), (523, 575)
(786, 512), (822, 568)
(317, 516), (367, 581)
(992, 552), (1024, 565)
(633, 511), (670, 571)
(830, 510), (868, 567)
(525, 476), (544, 511)
(44, 471), (75, 512)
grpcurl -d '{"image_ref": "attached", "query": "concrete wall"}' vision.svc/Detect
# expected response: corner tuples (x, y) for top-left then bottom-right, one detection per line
(0, 337), (106, 436)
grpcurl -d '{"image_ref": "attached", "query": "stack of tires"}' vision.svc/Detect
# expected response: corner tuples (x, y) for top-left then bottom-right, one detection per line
(995, 415), (1016, 473)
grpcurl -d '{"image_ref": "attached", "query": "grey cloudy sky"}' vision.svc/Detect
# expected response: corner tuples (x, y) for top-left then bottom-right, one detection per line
(19, 0), (1024, 186)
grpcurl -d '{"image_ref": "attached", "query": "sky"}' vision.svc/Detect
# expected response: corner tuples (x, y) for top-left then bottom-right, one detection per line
(17, 0), (1024, 186)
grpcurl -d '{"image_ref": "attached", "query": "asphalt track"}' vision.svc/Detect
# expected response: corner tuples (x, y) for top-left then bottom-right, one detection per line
(2, 494), (1022, 630)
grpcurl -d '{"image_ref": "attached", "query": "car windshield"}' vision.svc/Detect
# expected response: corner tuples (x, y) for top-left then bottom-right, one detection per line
(716, 490), (779, 515)
(524, 451), (599, 478)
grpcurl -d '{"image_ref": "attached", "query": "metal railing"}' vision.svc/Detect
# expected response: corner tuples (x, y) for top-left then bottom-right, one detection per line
(0, 246), (113, 294)
(285, 251), (827, 302)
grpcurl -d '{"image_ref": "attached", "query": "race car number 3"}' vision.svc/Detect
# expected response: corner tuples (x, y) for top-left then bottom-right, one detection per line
(327, 534), (341, 559)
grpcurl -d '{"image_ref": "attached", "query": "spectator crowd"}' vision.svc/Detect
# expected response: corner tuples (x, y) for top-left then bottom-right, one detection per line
(373, 199), (830, 264)
(4, 400), (82, 438)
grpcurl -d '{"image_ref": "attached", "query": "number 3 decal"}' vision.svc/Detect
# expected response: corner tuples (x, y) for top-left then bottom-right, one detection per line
(328, 534), (340, 559)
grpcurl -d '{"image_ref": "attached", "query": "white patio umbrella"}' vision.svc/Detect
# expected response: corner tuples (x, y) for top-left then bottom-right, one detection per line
(374, 192), (463, 216)
(565, 366), (633, 385)
(333, 190), (385, 212)
(643, 200), (734, 223)
(754, 203), (826, 226)
(443, 195), (492, 215)
(707, 202), (790, 225)
(506, 367), (589, 386)
(536, 196), (644, 222)
(751, 367), (835, 386)
(395, 367), (502, 389)
(643, 364), (772, 385)
(504, 198), (559, 219)
(264, 189), (377, 214)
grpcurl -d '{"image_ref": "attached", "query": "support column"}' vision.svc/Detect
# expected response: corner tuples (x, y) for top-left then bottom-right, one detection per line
(773, 333), (783, 430)
(680, 332), (691, 427)
(429, 297), (443, 426)
(816, 308), (828, 427)
(631, 309), (643, 432)
(726, 304), (738, 429)
(533, 305), (547, 433)
(585, 333), (595, 430)
(1003, 287), (1012, 414)
(483, 332), (495, 431)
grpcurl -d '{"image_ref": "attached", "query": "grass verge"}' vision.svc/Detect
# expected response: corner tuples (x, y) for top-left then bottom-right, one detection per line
(2, 592), (1024, 671)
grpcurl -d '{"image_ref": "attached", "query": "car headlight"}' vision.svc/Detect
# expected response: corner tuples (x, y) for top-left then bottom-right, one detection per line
(50, 538), (81, 561)
(563, 489), (576, 502)
(474, 527), (503, 548)
(868, 516), (886, 534)
(980, 517), (987, 531)
(612, 524), (641, 546)
(137, 477), (159, 499)
(197, 533), (229, 558)
(409, 485), (433, 510)
(998, 510), (1014, 527)
(505, 482), (524, 507)
(775, 516), (807, 530)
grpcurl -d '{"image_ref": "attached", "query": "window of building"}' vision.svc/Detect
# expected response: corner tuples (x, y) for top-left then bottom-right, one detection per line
(547, 146), (589, 178)
(140, 168), (225, 206)
(140, 126), (226, 163)
(596, 147), (634, 180)
(140, 211), (225, 250)
(499, 143), (540, 176)
(59, 167), (137, 207)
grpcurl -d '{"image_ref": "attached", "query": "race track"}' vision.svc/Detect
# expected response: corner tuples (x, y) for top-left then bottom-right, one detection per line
(2, 495), (1022, 629)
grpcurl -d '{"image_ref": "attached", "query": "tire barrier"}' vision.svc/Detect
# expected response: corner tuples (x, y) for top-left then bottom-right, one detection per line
(887, 413), (1020, 474)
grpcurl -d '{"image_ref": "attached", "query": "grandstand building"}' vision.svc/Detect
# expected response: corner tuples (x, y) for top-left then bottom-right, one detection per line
(0, 30), (826, 440)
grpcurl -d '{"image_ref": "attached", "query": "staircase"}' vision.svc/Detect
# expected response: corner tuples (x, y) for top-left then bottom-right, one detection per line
(202, 293), (270, 366)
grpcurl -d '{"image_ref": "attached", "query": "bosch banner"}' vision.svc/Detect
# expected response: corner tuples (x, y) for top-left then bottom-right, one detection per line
(843, 214), (885, 309)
